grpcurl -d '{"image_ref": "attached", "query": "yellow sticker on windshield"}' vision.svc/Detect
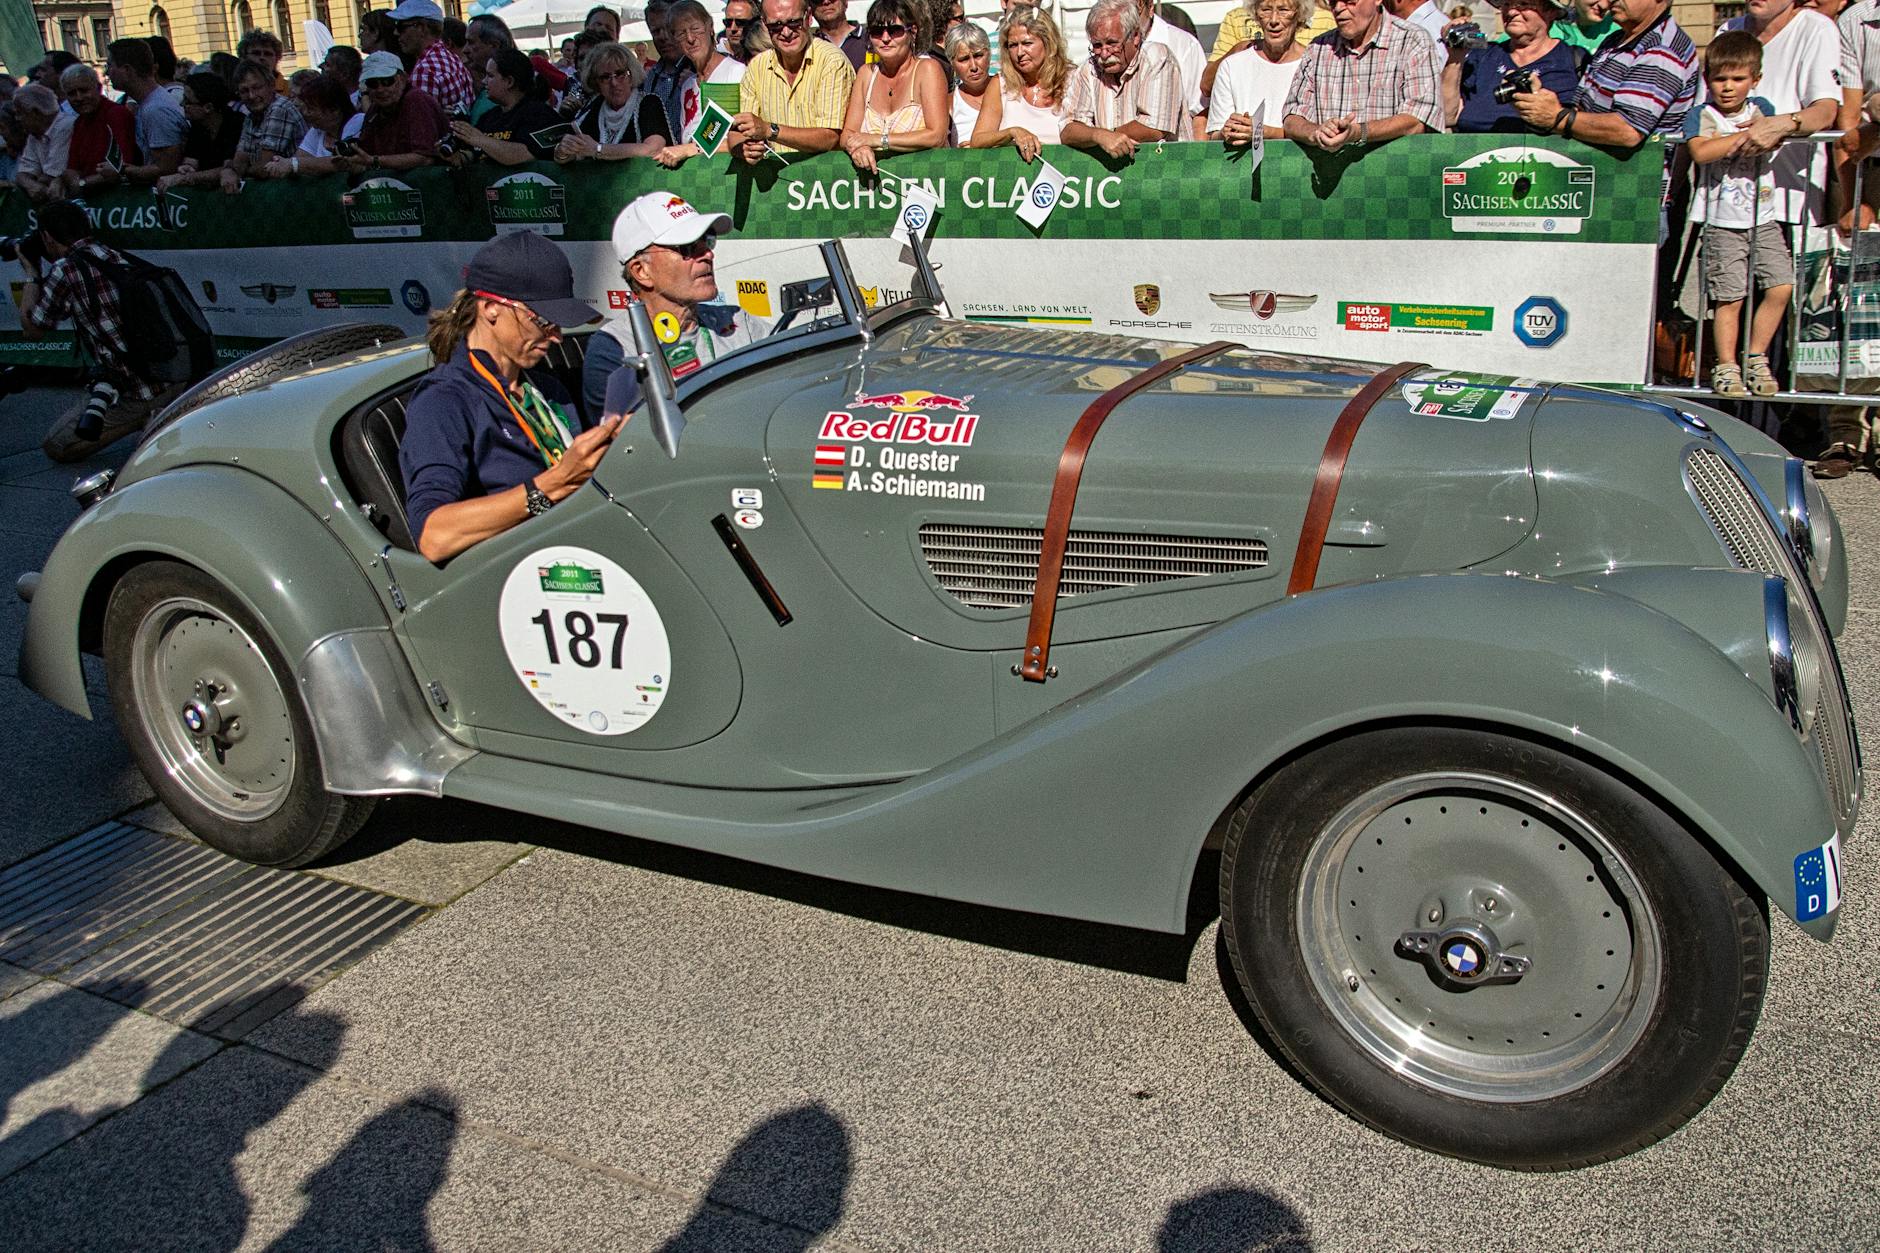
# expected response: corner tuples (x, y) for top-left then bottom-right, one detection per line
(653, 311), (681, 344)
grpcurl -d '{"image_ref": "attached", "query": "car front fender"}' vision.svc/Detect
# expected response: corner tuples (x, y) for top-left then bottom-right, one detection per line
(20, 465), (393, 719)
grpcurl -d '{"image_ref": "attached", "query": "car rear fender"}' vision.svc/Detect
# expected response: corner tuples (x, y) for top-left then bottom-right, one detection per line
(23, 466), (384, 711)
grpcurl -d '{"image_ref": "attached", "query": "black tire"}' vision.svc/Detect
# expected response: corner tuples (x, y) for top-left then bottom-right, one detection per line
(1219, 726), (1767, 1170)
(149, 323), (409, 433)
(104, 561), (375, 867)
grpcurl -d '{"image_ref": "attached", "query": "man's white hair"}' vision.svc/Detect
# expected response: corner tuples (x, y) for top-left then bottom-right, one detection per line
(1086, 0), (1141, 40)
(13, 83), (58, 116)
(59, 63), (100, 90)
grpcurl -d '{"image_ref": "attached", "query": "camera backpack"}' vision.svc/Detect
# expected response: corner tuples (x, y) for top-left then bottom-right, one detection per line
(72, 248), (216, 387)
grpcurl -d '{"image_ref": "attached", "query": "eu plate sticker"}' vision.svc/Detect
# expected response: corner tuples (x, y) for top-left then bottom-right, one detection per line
(1794, 834), (1843, 922)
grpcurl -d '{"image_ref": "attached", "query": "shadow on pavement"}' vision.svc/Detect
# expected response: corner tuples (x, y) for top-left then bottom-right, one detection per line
(339, 795), (1221, 984)
(1157, 1184), (1314, 1252)
(658, 1102), (851, 1253)
(264, 1087), (460, 1252)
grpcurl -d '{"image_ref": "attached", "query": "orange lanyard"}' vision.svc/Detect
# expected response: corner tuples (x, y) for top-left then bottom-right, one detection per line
(468, 352), (565, 466)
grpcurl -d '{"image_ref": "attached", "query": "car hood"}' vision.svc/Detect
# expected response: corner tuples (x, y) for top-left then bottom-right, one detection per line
(767, 318), (1541, 651)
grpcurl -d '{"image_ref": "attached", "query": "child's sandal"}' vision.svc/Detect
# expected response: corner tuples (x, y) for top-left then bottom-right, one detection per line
(1743, 354), (1779, 397)
(1711, 363), (1750, 398)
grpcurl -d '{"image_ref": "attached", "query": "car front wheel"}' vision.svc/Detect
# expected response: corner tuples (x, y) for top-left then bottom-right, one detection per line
(1220, 727), (1767, 1170)
(104, 561), (374, 867)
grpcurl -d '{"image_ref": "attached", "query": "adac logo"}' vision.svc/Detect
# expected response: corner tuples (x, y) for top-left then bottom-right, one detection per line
(1209, 290), (1317, 320)
(850, 388), (974, 413)
(241, 282), (297, 305)
(401, 279), (431, 315)
(199, 280), (217, 304)
(1133, 283), (1161, 317)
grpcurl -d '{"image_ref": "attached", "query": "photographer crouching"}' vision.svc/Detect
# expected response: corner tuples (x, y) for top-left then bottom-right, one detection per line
(11, 201), (181, 463)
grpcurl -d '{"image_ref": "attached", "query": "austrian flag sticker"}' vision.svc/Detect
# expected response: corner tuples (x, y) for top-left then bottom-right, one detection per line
(813, 444), (846, 488)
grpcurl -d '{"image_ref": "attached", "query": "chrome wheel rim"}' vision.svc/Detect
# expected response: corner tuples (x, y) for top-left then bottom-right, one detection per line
(1296, 773), (1662, 1103)
(130, 596), (295, 821)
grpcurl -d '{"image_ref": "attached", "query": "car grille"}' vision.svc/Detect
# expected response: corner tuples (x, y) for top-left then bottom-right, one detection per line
(919, 523), (1268, 609)
(1683, 447), (1860, 829)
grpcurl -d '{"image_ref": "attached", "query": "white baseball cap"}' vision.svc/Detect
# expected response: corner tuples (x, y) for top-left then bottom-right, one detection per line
(611, 192), (733, 265)
(387, 0), (445, 20)
(359, 50), (405, 83)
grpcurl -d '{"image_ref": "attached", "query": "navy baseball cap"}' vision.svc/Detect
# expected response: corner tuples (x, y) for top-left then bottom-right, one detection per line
(464, 231), (600, 328)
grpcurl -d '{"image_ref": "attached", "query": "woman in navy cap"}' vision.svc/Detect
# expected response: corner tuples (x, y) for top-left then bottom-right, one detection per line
(399, 231), (620, 563)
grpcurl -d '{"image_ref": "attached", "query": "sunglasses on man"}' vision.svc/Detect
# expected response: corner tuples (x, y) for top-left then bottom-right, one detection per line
(765, 17), (807, 34)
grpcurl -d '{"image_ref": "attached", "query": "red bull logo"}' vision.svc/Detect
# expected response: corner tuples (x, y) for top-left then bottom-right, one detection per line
(819, 410), (978, 447)
(850, 388), (974, 413)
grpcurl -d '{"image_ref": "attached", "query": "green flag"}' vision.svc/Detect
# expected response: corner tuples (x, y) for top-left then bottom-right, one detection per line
(693, 99), (734, 158)
(0, 0), (44, 79)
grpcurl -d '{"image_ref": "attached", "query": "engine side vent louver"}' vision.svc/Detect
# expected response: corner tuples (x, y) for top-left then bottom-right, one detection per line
(1684, 447), (1788, 576)
(920, 523), (1268, 609)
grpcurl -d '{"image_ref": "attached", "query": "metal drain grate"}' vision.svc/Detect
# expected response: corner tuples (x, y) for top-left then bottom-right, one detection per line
(0, 821), (426, 1038)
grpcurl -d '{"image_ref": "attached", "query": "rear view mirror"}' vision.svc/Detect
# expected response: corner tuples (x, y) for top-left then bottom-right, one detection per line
(623, 299), (686, 459)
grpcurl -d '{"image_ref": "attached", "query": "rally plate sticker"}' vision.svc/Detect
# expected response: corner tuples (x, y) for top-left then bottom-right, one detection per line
(499, 547), (671, 736)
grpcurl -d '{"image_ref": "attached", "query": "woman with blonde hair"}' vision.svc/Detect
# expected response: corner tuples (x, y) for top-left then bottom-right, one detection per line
(555, 40), (670, 162)
(839, 0), (950, 173)
(968, 5), (1071, 163)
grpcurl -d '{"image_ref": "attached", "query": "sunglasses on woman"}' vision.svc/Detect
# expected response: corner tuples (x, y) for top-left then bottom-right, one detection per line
(868, 22), (912, 39)
(475, 291), (557, 332)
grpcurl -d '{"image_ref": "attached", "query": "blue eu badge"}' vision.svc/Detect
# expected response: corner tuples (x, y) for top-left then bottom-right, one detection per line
(1793, 837), (1843, 922)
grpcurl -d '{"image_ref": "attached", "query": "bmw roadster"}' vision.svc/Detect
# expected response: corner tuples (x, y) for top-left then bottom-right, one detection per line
(15, 239), (1859, 1169)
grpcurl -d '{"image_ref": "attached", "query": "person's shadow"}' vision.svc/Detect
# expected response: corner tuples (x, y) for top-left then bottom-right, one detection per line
(657, 1102), (852, 1252)
(264, 1087), (460, 1252)
(1157, 1185), (1314, 1252)
(0, 980), (151, 1176)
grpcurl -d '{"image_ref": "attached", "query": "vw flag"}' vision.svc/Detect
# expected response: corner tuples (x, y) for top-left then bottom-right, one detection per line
(891, 183), (941, 245)
(1248, 102), (1265, 179)
(1016, 160), (1067, 229)
(1793, 834), (1843, 922)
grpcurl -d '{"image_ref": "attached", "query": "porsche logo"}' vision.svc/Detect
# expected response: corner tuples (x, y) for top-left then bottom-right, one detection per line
(200, 280), (217, 303)
(1133, 284), (1161, 316)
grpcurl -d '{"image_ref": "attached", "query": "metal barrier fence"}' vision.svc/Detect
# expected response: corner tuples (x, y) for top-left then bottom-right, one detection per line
(1644, 131), (1878, 413)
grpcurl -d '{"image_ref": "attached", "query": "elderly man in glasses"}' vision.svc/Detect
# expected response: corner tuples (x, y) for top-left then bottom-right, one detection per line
(727, 0), (858, 163)
(391, 0), (476, 115)
(582, 191), (775, 418)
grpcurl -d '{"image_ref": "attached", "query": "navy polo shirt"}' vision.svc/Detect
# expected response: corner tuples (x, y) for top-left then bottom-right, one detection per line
(399, 343), (584, 549)
(1454, 41), (1582, 134)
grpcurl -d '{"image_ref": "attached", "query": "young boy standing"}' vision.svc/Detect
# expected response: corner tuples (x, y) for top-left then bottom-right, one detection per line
(1687, 32), (1793, 398)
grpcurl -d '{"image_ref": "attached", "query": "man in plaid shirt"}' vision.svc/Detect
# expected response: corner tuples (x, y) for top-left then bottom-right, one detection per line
(1063, 0), (1186, 159)
(16, 201), (173, 462)
(393, 0), (476, 116)
(1282, 0), (1443, 151)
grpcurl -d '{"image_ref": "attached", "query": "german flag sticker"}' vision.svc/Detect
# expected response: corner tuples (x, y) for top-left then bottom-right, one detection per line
(812, 471), (845, 489)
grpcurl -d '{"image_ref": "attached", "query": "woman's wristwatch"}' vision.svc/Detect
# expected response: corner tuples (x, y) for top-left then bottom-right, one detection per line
(525, 483), (554, 516)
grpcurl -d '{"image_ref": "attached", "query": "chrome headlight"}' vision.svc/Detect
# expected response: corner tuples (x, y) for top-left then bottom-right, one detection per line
(1781, 457), (1833, 590)
(1764, 575), (1823, 739)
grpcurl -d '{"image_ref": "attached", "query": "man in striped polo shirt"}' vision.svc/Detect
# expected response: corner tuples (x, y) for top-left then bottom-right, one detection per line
(1511, 0), (1698, 149)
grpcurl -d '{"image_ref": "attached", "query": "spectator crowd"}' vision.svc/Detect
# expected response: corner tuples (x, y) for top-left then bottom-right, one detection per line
(1, 0), (1877, 472)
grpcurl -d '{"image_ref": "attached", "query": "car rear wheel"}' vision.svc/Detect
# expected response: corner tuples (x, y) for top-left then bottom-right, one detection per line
(1219, 727), (1767, 1170)
(104, 561), (374, 867)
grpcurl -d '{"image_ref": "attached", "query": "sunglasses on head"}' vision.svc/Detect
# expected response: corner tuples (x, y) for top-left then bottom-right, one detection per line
(868, 22), (911, 38)
(765, 17), (807, 34)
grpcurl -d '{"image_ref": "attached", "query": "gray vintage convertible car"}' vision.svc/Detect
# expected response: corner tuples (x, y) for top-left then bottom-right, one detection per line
(15, 240), (1859, 1169)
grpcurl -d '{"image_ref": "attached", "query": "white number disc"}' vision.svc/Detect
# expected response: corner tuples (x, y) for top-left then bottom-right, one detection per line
(498, 547), (671, 736)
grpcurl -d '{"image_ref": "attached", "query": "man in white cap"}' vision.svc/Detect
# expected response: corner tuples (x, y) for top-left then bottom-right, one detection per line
(391, 0), (475, 115)
(583, 191), (773, 417)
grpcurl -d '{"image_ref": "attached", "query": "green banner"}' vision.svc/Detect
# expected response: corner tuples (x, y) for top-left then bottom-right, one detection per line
(0, 0), (43, 80)
(0, 137), (1661, 251)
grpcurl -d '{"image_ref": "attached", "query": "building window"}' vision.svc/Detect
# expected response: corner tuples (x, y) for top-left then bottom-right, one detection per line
(150, 7), (173, 42)
(59, 18), (80, 54)
(92, 18), (112, 57)
(274, 1), (297, 51)
(234, 1), (255, 39)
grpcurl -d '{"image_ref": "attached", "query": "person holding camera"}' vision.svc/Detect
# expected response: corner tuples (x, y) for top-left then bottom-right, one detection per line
(14, 201), (172, 462)
(1441, 0), (1579, 133)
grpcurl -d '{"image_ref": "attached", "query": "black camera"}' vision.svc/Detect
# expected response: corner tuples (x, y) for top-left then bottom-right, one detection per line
(1444, 22), (1487, 52)
(0, 232), (46, 266)
(335, 137), (360, 158)
(1493, 67), (1537, 104)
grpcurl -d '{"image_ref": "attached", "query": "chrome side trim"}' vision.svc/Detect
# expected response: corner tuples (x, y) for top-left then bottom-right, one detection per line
(1763, 576), (1803, 735)
(297, 629), (474, 797)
